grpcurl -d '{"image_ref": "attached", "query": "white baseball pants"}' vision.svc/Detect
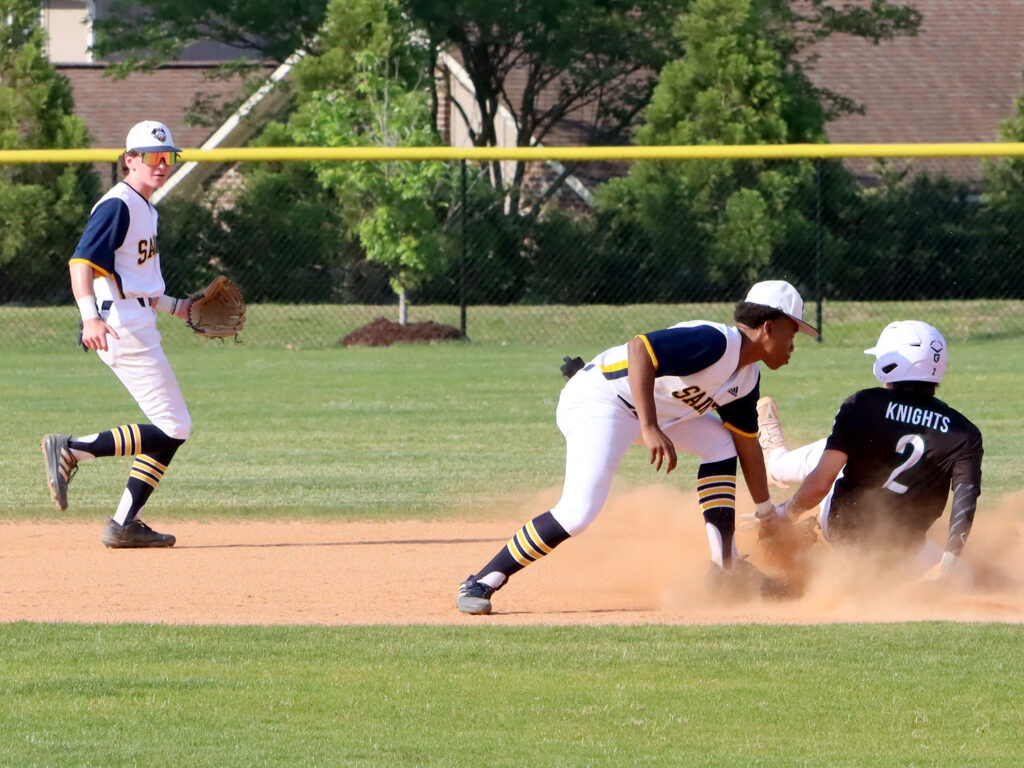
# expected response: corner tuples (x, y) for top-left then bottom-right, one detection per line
(550, 368), (737, 536)
(97, 299), (192, 440)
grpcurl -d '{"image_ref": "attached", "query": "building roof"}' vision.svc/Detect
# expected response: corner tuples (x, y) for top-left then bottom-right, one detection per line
(58, 63), (257, 151)
(802, 0), (1024, 183)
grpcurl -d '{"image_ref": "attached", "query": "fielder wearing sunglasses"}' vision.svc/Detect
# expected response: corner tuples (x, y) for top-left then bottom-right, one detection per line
(133, 150), (180, 166)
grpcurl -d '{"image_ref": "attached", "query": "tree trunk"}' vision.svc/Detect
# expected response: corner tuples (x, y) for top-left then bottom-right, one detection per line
(398, 287), (408, 326)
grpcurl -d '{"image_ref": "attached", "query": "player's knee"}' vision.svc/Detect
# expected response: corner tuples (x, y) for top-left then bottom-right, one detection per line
(161, 416), (191, 442)
(550, 504), (598, 537)
(697, 437), (737, 464)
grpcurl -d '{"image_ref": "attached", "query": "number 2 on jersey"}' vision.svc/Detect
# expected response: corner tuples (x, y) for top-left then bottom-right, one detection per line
(883, 434), (925, 494)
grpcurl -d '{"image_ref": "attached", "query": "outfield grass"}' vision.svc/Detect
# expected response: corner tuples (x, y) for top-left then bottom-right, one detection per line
(2, 305), (1022, 767)
(3, 298), (1024, 350)
(1, 622), (1020, 767)
(2, 308), (1021, 516)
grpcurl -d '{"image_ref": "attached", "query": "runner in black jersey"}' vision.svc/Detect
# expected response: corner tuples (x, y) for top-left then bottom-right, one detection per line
(756, 321), (983, 583)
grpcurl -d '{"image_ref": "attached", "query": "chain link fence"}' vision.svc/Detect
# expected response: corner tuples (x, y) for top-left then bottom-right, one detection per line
(3, 152), (1024, 350)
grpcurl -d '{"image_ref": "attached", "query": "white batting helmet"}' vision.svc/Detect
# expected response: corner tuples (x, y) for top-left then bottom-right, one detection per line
(864, 320), (947, 385)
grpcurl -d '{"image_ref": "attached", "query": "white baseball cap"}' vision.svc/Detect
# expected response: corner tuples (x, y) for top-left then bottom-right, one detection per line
(864, 320), (947, 385)
(125, 120), (181, 153)
(744, 280), (819, 338)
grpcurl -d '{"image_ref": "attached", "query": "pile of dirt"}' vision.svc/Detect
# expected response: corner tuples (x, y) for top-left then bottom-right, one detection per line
(339, 317), (465, 347)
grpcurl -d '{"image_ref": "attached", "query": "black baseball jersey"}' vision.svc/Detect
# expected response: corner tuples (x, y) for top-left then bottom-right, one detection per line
(824, 387), (983, 547)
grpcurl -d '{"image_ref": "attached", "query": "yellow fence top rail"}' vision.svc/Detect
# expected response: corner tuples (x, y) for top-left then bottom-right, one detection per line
(6, 143), (1024, 164)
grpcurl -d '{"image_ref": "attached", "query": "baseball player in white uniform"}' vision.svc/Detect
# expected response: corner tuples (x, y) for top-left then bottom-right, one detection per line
(42, 120), (196, 548)
(457, 280), (819, 614)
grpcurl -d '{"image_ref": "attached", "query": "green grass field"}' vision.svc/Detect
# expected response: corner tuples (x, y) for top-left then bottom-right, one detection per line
(0, 623), (1020, 766)
(1, 304), (1022, 766)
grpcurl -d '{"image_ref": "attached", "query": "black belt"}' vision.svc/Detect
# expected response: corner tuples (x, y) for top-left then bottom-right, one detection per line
(100, 297), (151, 310)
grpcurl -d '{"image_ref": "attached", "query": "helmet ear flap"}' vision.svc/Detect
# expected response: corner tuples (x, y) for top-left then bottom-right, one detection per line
(872, 352), (907, 384)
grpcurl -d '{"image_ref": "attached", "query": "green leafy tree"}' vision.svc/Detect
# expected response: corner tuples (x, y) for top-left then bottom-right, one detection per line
(407, 0), (683, 215)
(596, 0), (822, 294)
(158, 123), (361, 304)
(288, 0), (458, 323)
(0, 0), (100, 303)
(980, 75), (1024, 298)
(92, 0), (329, 125)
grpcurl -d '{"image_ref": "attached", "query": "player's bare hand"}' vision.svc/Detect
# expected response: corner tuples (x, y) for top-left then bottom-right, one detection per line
(641, 425), (676, 473)
(80, 317), (118, 351)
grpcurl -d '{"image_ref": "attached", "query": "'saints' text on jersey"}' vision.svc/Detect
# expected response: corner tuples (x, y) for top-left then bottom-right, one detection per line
(671, 386), (718, 415)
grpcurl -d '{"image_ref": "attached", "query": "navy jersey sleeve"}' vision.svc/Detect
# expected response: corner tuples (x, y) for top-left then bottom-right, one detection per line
(70, 198), (131, 276)
(715, 373), (760, 435)
(641, 325), (728, 377)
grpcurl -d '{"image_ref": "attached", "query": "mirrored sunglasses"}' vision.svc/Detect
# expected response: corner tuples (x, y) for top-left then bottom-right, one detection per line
(138, 151), (180, 167)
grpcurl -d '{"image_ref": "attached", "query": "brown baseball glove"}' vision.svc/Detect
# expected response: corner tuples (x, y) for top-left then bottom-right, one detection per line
(186, 275), (246, 339)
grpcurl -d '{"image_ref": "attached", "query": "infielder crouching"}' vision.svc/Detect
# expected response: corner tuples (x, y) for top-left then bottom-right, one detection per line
(42, 120), (197, 548)
(457, 280), (819, 614)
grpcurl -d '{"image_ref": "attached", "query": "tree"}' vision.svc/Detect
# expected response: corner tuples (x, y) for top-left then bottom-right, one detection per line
(595, 0), (821, 294)
(978, 71), (1024, 299)
(154, 122), (364, 305)
(92, 0), (330, 125)
(0, 0), (100, 303)
(287, 0), (459, 323)
(408, 0), (683, 215)
(92, 0), (921, 214)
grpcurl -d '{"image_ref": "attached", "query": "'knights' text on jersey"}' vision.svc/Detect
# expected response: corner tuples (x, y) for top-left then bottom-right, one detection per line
(824, 387), (983, 545)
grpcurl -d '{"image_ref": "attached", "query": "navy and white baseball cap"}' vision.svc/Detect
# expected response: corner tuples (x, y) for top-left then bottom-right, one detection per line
(744, 280), (819, 338)
(125, 120), (181, 153)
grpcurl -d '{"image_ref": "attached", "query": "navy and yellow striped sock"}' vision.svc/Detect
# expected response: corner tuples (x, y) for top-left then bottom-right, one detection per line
(698, 457), (738, 567)
(474, 511), (570, 589)
(113, 442), (184, 526)
(69, 423), (181, 459)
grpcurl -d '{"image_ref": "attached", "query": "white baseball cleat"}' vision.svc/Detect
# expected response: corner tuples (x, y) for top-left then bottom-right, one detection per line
(756, 397), (789, 489)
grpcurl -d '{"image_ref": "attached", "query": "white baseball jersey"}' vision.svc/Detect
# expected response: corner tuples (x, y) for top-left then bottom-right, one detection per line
(70, 181), (165, 303)
(590, 320), (761, 436)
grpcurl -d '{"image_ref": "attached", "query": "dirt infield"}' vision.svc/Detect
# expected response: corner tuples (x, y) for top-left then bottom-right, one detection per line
(3, 487), (1023, 626)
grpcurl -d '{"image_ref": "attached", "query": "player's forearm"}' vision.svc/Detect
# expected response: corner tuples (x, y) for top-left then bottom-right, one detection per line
(69, 262), (100, 321)
(69, 262), (95, 301)
(786, 477), (829, 516)
(946, 483), (979, 555)
(734, 434), (770, 505)
(153, 294), (186, 318)
(780, 449), (848, 518)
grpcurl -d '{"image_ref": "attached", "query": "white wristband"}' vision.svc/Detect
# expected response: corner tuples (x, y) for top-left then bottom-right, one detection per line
(153, 294), (178, 314)
(754, 500), (774, 519)
(76, 295), (100, 322)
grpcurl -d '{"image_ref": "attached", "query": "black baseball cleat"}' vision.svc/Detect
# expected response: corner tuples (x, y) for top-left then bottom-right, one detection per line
(705, 557), (800, 601)
(41, 433), (78, 511)
(456, 575), (495, 615)
(102, 519), (176, 548)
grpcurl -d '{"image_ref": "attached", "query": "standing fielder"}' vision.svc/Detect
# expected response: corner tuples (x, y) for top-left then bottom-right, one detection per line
(42, 120), (195, 548)
(457, 280), (819, 614)
(756, 321), (983, 582)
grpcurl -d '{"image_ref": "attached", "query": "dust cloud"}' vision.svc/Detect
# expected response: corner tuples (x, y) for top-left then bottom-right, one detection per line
(532, 485), (1024, 624)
